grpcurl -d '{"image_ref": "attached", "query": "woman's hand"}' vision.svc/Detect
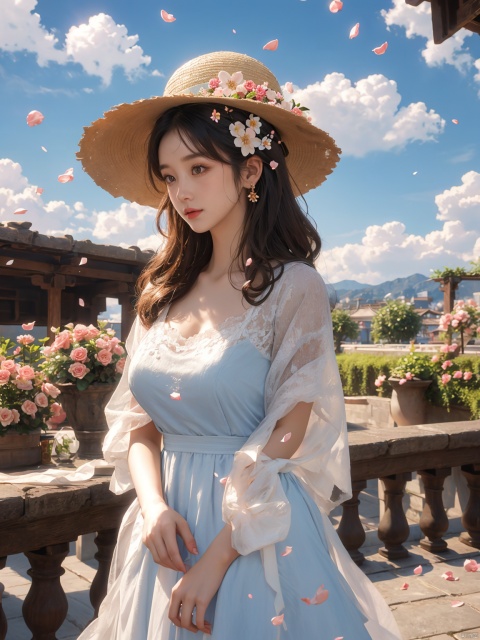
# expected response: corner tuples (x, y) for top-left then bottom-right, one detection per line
(142, 501), (198, 573)
(168, 555), (228, 635)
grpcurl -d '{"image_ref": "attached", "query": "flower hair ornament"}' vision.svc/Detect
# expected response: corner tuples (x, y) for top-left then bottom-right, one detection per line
(77, 51), (341, 207)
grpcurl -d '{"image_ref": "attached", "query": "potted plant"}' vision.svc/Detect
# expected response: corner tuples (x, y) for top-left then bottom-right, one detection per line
(40, 321), (126, 459)
(0, 328), (61, 470)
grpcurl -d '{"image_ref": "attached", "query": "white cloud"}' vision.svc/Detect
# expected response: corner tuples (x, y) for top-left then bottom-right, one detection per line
(381, 0), (475, 74)
(0, 1), (151, 85)
(136, 234), (165, 252)
(91, 202), (157, 244)
(292, 73), (444, 157)
(64, 13), (151, 85)
(151, 69), (164, 77)
(319, 171), (480, 283)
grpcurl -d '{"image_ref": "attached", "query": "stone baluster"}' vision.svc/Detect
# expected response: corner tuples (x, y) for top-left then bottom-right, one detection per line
(337, 480), (367, 565)
(460, 464), (480, 549)
(418, 468), (451, 552)
(90, 528), (119, 618)
(378, 472), (412, 559)
(23, 542), (70, 640)
(0, 557), (7, 640)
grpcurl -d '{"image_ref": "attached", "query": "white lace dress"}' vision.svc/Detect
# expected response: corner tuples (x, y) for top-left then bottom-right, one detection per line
(76, 262), (402, 640)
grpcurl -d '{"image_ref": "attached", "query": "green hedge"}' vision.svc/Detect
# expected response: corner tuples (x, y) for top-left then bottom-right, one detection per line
(336, 352), (480, 418)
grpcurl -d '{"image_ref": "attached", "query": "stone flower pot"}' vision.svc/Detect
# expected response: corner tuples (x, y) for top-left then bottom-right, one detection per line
(0, 429), (41, 470)
(57, 383), (116, 459)
(389, 377), (432, 427)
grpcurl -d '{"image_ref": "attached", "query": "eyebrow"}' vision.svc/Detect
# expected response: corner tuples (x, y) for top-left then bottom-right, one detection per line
(158, 152), (207, 171)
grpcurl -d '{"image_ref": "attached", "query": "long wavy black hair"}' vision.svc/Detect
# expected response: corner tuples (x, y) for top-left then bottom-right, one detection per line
(136, 102), (322, 328)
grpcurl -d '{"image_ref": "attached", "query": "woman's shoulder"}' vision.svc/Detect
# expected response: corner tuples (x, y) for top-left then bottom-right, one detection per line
(276, 261), (327, 298)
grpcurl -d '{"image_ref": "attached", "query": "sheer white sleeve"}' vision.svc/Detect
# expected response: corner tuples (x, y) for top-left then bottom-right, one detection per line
(222, 262), (352, 555)
(102, 315), (154, 495)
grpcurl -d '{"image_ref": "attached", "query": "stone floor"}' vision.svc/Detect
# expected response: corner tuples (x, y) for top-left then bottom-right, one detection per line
(2, 532), (479, 640)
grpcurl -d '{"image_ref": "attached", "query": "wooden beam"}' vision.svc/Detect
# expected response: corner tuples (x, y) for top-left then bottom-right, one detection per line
(58, 265), (137, 282)
(47, 287), (62, 342)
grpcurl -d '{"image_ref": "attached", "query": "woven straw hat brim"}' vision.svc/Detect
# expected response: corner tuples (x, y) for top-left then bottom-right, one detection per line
(77, 51), (341, 208)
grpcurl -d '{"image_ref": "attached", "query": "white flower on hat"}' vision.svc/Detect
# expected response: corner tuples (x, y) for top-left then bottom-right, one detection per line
(259, 136), (272, 151)
(229, 121), (245, 138)
(245, 114), (262, 134)
(218, 70), (244, 96)
(266, 88), (278, 102)
(231, 125), (261, 157)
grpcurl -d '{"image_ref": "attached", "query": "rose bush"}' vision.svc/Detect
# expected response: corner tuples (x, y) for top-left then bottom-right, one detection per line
(40, 321), (126, 391)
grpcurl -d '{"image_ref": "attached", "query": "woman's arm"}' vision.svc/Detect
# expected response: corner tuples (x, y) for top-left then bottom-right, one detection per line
(128, 423), (198, 572)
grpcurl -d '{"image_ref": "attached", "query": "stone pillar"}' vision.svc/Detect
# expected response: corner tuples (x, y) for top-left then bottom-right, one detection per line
(337, 480), (367, 565)
(90, 528), (119, 618)
(378, 472), (412, 559)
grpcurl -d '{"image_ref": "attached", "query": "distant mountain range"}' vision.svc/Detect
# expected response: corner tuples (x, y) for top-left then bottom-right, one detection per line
(331, 273), (480, 307)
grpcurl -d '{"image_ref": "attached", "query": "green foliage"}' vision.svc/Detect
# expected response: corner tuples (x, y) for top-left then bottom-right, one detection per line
(371, 300), (422, 344)
(336, 353), (399, 397)
(331, 309), (359, 354)
(432, 260), (480, 279)
(390, 352), (433, 381)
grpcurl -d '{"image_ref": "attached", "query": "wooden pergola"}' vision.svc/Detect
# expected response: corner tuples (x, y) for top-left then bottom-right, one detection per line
(406, 0), (480, 43)
(433, 275), (480, 313)
(0, 221), (155, 342)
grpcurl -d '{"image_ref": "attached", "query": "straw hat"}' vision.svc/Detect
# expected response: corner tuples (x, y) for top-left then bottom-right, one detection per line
(77, 51), (341, 208)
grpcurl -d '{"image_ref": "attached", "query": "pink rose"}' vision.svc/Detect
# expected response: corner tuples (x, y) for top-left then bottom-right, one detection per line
(451, 319), (459, 328)
(53, 330), (72, 350)
(208, 77), (220, 89)
(70, 347), (88, 362)
(34, 392), (49, 407)
(86, 324), (100, 339)
(291, 106), (303, 116)
(244, 80), (256, 92)
(1, 359), (16, 372)
(17, 334), (35, 345)
(255, 86), (267, 100)
(0, 408), (14, 427)
(405, 372), (414, 380)
(13, 347), (21, 356)
(51, 402), (63, 416)
(453, 371), (463, 379)
(21, 400), (37, 416)
(17, 365), (35, 380)
(96, 349), (112, 366)
(431, 355), (439, 363)
(11, 409), (20, 424)
(42, 382), (61, 398)
(68, 363), (90, 379)
(42, 345), (56, 357)
(16, 378), (33, 390)
(464, 371), (473, 381)
(115, 358), (126, 374)
(73, 324), (89, 341)
(441, 374), (452, 385)
(399, 378), (407, 385)
(441, 360), (453, 370)
(0, 370), (10, 385)
(110, 337), (120, 347)
(22, 321), (36, 330)
(448, 344), (458, 352)
(113, 345), (125, 356)
(95, 338), (110, 350)
(440, 344), (450, 353)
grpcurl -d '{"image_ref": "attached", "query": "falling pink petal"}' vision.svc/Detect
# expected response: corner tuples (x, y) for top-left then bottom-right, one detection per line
(280, 432), (291, 443)
(441, 571), (459, 581)
(270, 161), (279, 170)
(13, 208), (27, 215)
(281, 546), (293, 557)
(334, 637), (344, 640)
(41, 146), (48, 153)
(78, 298), (85, 307)
(413, 565), (423, 575)
(160, 9), (176, 22)
(219, 476), (228, 485)
(263, 39), (279, 51)
(22, 322), (35, 330)
(329, 0), (343, 13)
(58, 168), (74, 183)
(464, 559), (479, 572)
(233, 29), (237, 34)
(26, 110), (44, 127)
(284, 82), (294, 94)
(452, 119), (459, 124)
(302, 584), (329, 605)
(400, 583), (409, 590)
(170, 391), (181, 400)
(79, 257), (88, 265)
(412, 171), (418, 176)
(36, 187), (44, 195)
(451, 600), (464, 607)
(271, 614), (284, 626)
(245, 257), (253, 267)
(213, 472), (219, 478)
(372, 42), (388, 55)
(349, 23), (360, 39)
(248, 593), (253, 599)
(6, 260), (14, 265)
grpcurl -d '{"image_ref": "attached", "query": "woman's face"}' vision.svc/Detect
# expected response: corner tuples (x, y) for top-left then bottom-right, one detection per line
(158, 128), (247, 234)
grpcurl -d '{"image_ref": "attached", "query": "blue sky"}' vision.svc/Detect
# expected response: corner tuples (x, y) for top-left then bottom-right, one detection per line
(1, 0), (479, 285)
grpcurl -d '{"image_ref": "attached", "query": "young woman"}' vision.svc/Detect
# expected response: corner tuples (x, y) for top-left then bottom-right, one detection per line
(76, 51), (402, 639)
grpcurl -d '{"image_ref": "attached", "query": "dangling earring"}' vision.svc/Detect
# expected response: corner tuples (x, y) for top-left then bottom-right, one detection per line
(248, 184), (259, 203)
